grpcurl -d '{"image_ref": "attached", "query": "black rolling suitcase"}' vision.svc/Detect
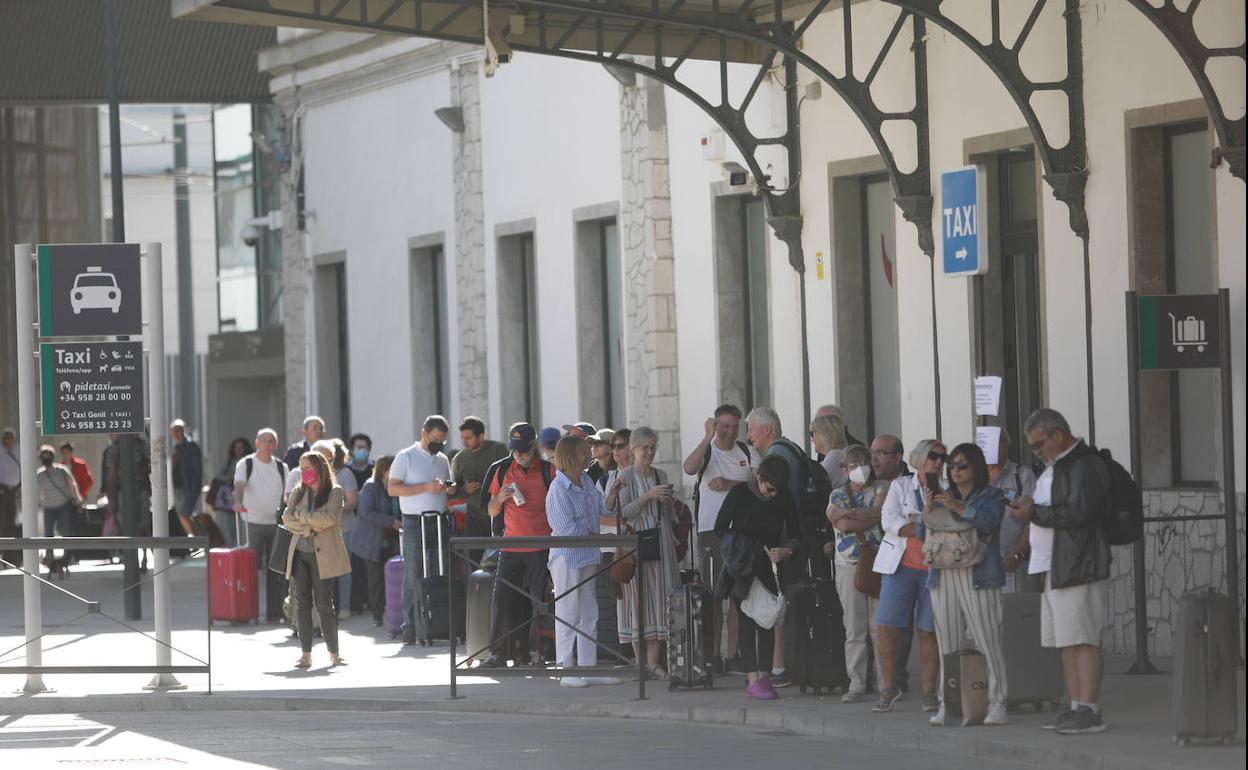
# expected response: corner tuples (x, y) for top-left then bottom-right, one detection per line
(411, 510), (459, 646)
(667, 579), (714, 690)
(1002, 592), (1063, 712)
(69, 504), (112, 563)
(783, 576), (849, 695)
(1172, 589), (1239, 747)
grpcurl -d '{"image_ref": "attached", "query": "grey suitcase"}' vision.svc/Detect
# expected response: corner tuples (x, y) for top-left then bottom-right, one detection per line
(464, 567), (494, 662)
(1002, 592), (1063, 712)
(1172, 589), (1239, 746)
(666, 581), (714, 690)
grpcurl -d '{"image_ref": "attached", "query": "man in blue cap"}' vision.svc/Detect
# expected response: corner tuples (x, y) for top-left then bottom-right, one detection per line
(478, 423), (556, 667)
(538, 427), (561, 464)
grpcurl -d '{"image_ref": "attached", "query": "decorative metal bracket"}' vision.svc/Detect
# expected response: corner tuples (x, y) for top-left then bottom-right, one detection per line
(196, 0), (937, 263)
(885, 0), (1090, 239)
(1123, 0), (1245, 181)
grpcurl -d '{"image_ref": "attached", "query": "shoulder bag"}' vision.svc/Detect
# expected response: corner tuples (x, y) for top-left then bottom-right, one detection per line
(847, 486), (882, 597)
(921, 504), (985, 570)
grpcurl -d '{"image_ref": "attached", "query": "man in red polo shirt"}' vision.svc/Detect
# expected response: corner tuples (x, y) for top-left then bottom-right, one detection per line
(479, 422), (555, 668)
(59, 442), (94, 502)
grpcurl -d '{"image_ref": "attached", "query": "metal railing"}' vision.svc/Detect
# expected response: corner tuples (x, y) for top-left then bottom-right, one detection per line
(447, 534), (646, 700)
(0, 537), (212, 689)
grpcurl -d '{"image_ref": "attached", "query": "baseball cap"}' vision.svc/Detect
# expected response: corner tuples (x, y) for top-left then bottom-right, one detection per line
(587, 428), (616, 446)
(562, 421), (596, 436)
(538, 427), (561, 449)
(508, 422), (537, 451)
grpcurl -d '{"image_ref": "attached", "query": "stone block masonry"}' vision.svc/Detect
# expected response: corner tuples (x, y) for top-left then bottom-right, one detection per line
(452, 61), (489, 422)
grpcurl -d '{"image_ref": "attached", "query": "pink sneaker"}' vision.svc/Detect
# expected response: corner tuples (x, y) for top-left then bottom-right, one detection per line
(747, 679), (778, 700)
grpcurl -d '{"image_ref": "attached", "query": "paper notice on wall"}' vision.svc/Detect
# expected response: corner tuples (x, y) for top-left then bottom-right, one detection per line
(974, 376), (1003, 417)
(976, 427), (1002, 465)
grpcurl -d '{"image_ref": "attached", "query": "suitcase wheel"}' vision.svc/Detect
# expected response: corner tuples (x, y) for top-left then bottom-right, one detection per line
(799, 685), (807, 694)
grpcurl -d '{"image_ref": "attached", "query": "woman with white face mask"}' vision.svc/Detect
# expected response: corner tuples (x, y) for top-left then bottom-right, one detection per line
(824, 444), (886, 702)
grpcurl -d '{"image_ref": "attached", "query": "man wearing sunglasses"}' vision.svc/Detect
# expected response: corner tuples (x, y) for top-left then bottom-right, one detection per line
(1009, 408), (1112, 736)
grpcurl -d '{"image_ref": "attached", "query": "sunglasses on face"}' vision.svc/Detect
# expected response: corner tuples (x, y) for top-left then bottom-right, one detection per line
(949, 461), (972, 471)
(927, 451), (948, 463)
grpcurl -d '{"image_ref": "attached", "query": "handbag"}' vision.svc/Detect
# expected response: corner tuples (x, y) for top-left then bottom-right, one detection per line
(922, 506), (985, 570)
(268, 525), (295, 574)
(740, 564), (785, 629)
(636, 526), (662, 562)
(609, 513), (637, 585)
(853, 534), (882, 598)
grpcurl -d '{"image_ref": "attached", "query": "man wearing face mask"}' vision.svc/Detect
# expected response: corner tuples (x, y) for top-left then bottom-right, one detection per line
(388, 415), (453, 645)
(35, 444), (82, 574)
(478, 423), (556, 668)
(347, 433), (375, 489)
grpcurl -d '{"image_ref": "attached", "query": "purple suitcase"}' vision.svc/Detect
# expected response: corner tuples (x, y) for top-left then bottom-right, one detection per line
(384, 554), (405, 639)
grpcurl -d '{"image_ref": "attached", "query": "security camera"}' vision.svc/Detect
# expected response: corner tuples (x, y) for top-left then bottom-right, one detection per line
(241, 224), (261, 248)
(721, 161), (750, 187)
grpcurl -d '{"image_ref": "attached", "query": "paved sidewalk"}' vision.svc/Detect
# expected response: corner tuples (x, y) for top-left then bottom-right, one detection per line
(1, 559), (1243, 770)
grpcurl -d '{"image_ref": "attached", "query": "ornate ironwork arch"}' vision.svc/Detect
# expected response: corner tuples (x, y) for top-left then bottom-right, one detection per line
(882, 0), (1089, 238)
(178, 0), (937, 262)
(1123, 0), (1245, 181)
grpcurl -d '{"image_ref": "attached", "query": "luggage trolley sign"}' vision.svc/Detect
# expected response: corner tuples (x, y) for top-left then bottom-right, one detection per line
(1137, 294), (1221, 370)
(37, 243), (142, 337)
(40, 341), (145, 435)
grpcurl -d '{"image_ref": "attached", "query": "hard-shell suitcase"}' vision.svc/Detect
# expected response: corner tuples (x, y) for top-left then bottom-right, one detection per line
(666, 580), (714, 690)
(410, 510), (459, 645)
(384, 554), (405, 638)
(783, 577), (849, 695)
(209, 514), (258, 624)
(1172, 589), (1239, 746)
(465, 567), (495, 661)
(1002, 592), (1062, 712)
(69, 505), (112, 563)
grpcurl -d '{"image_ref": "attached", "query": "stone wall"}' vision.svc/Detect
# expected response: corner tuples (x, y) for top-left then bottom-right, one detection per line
(452, 61), (489, 422)
(1104, 489), (1246, 659)
(278, 94), (310, 444)
(618, 65), (683, 489)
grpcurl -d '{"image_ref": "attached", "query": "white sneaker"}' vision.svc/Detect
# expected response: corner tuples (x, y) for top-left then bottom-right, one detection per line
(984, 703), (1009, 726)
(929, 704), (946, 727)
(586, 676), (621, 686)
(560, 676), (589, 688)
(841, 690), (866, 704)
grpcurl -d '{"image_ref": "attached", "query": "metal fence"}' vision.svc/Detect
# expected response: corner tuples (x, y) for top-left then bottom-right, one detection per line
(0, 537), (212, 688)
(447, 534), (647, 700)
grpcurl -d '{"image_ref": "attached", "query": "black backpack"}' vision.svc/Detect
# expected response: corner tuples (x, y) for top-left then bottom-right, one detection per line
(772, 438), (833, 537)
(1092, 447), (1143, 545)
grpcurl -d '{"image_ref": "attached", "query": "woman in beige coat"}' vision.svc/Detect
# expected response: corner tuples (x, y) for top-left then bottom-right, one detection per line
(283, 451), (350, 669)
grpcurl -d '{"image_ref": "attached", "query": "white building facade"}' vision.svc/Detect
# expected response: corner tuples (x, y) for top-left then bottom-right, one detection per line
(240, 1), (1243, 658)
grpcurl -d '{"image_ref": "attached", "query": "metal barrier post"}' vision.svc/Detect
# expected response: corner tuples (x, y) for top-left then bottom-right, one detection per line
(635, 545), (646, 700)
(144, 242), (183, 691)
(448, 543), (459, 699)
(1216, 289), (1240, 656)
(13, 243), (48, 695)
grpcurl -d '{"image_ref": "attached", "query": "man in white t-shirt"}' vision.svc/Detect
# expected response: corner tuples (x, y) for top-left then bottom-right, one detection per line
(232, 428), (288, 621)
(682, 403), (757, 674)
(388, 415), (452, 644)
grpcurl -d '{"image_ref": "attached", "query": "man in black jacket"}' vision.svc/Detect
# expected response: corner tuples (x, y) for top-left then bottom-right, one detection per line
(1010, 408), (1111, 736)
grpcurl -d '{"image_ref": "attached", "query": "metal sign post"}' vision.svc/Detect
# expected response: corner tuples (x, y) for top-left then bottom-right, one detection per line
(13, 244), (49, 694)
(1125, 290), (1239, 672)
(143, 243), (183, 691)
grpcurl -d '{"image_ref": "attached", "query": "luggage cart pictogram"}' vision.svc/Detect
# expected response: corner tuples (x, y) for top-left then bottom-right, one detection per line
(1168, 313), (1206, 353)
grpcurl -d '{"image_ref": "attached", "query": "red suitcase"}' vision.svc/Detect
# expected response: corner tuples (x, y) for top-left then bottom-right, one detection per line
(210, 514), (259, 623)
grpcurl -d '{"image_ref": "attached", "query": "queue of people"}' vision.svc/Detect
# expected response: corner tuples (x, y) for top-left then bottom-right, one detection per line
(1, 399), (1113, 736)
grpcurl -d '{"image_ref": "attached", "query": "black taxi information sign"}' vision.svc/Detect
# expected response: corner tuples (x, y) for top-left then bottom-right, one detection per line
(37, 243), (142, 338)
(39, 341), (144, 435)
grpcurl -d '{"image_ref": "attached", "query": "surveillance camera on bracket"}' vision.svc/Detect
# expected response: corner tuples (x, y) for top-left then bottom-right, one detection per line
(721, 161), (750, 188)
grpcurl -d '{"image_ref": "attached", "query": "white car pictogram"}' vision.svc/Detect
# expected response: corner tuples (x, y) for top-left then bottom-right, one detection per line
(70, 267), (121, 314)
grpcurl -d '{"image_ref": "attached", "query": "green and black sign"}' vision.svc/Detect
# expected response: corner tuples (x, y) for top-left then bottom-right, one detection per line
(40, 341), (144, 435)
(38, 243), (142, 338)
(1137, 294), (1220, 370)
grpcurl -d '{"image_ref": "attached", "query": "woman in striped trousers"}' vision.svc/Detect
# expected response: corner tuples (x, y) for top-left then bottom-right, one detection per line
(926, 443), (1009, 726)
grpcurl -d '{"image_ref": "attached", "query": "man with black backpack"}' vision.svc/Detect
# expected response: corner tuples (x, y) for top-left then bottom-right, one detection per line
(1010, 408), (1114, 736)
(682, 403), (757, 674)
(233, 428), (288, 621)
(478, 423), (556, 668)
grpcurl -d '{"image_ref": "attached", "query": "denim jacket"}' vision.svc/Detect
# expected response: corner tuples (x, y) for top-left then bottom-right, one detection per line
(920, 485), (1006, 590)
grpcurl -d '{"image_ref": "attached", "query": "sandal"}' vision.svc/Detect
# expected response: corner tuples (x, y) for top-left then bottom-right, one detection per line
(330, 655), (348, 667)
(294, 656), (312, 669)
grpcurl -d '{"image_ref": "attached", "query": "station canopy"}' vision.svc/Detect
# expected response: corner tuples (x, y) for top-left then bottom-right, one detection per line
(174, 0), (840, 65)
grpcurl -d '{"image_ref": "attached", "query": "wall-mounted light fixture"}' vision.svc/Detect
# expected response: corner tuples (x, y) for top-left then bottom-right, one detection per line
(434, 106), (465, 133)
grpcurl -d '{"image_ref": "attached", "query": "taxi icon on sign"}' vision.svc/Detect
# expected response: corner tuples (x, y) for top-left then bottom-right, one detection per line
(70, 267), (121, 314)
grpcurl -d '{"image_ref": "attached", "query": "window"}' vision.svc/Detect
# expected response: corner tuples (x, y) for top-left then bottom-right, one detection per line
(497, 231), (540, 425)
(833, 174), (900, 441)
(972, 150), (1042, 465)
(576, 218), (625, 427)
(715, 195), (771, 412)
(1132, 122), (1217, 488)
(314, 259), (350, 435)
(410, 244), (451, 423)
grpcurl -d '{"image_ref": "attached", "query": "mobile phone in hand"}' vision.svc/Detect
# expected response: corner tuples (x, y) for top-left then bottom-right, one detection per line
(924, 471), (941, 491)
